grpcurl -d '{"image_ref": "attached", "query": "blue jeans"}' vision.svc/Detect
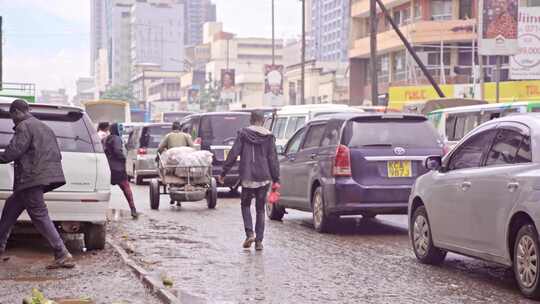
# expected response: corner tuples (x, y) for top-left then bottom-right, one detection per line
(0, 186), (67, 259)
(241, 185), (269, 242)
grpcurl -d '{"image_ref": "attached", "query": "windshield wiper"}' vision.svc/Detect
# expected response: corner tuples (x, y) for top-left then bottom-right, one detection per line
(56, 135), (93, 145)
(361, 143), (393, 147)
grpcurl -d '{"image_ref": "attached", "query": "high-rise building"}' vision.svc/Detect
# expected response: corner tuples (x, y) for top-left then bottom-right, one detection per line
(307, 0), (350, 62)
(131, 1), (185, 72)
(39, 89), (69, 105)
(90, 0), (107, 75)
(184, 0), (217, 46)
(110, 3), (133, 86)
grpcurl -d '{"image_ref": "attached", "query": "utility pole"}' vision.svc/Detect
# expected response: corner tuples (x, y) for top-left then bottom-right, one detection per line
(301, 0), (306, 105)
(495, 55), (501, 103)
(0, 16), (3, 91)
(370, 0), (378, 105)
(272, 0), (275, 65)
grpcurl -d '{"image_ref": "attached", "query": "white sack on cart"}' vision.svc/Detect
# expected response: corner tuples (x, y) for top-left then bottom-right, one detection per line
(161, 147), (197, 166)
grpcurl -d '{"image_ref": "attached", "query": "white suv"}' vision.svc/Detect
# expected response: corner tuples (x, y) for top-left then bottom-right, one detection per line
(0, 99), (110, 250)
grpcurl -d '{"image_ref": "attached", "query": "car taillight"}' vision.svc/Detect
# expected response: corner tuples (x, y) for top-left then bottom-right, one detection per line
(194, 137), (202, 145)
(138, 148), (147, 155)
(333, 145), (351, 177)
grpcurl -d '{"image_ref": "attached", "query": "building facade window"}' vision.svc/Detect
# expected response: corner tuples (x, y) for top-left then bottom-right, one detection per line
(392, 51), (407, 81)
(459, 0), (473, 19)
(431, 0), (453, 20)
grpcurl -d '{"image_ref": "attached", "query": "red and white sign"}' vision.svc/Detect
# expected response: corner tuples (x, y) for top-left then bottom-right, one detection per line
(511, 7), (540, 79)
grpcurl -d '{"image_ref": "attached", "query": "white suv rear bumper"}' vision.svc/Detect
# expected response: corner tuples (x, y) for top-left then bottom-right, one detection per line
(0, 190), (110, 224)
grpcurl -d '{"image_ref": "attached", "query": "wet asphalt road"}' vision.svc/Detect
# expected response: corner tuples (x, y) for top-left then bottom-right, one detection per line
(109, 183), (539, 304)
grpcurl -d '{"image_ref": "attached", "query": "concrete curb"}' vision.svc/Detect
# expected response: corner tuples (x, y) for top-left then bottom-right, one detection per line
(107, 239), (181, 304)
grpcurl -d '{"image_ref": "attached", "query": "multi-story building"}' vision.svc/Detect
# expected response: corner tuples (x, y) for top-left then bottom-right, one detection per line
(94, 48), (111, 97)
(90, 0), (107, 75)
(185, 0), (217, 46)
(147, 78), (182, 120)
(110, 2), (133, 86)
(204, 22), (284, 108)
(39, 89), (69, 105)
(72, 77), (95, 106)
(131, 1), (185, 73)
(349, 0), (482, 105)
(307, 0), (350, 62)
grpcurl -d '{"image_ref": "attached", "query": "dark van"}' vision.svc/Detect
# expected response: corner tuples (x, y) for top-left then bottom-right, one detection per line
(179, 112), (251, 190)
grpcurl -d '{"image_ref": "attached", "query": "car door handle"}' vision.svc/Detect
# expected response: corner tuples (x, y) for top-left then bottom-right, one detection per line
(507, 182), (520, 191)
(461, 181), (472, 191)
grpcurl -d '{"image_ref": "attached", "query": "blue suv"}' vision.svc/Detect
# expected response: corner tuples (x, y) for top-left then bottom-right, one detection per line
(267, 113), (444, 232)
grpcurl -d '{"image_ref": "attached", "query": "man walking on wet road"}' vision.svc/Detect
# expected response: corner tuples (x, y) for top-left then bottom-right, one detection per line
(0, 99), (75, 269)
(219, 110), (280, 251)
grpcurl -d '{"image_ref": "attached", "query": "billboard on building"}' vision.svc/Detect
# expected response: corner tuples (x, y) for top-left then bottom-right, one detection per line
(264, 64), (284, 107)
(220, 69), (236, 103)
(478, 0), (519, 55)
(511, 7), (540, 79)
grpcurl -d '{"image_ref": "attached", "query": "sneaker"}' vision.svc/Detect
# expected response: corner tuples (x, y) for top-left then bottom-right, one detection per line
(243, 235), (256, 249)
(46, 252), (76, 270)
(131, 208), (139, 219)
(255, 241), (264, 251)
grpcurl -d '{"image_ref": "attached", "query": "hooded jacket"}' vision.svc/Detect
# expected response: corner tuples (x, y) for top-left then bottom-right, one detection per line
(103, 123), (127, 172)
(221, 125), (279, 183)
(0, 114), (66, 193)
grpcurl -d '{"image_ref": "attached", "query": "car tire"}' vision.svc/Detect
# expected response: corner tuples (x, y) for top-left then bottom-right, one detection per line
(411, 206), (446, 265)
(150, 178), (160, 210)
(312, 187), (337, 233)
(266, 201), (285, 221)
(514, 224), (540, 299)
(207, 178), (218, 209)
(84, 223), (106, 251)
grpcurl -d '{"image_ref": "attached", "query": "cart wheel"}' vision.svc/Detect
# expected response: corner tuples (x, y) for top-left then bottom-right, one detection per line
(207, 178), (218, 209)
(150, 178), (160, 210)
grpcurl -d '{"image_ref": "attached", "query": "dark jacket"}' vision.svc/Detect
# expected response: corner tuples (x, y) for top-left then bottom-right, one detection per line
(0, 114), (66, 193)
(103, 123), (127, 173)
(221, 126), (279, 183)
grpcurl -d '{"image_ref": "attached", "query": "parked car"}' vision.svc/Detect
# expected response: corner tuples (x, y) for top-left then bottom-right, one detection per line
(270, 104), (364, 150)
(409, 114), (540, 299)
(179, 112), (251, 190)
(126, 123), (172, 184)
(269, 112), (443, 232)
(119, 122), (145, 143)
(161, 111), (193, 123)
(0, 98), (111, 250)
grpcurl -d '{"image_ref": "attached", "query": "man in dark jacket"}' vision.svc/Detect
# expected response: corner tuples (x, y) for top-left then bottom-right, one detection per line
(219, 110), (279, 251)
(0, 99), (74, 269)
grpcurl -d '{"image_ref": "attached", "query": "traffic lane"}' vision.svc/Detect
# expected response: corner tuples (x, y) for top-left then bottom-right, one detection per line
(0, 235), (160, 303)
(113, 185), (534, 304)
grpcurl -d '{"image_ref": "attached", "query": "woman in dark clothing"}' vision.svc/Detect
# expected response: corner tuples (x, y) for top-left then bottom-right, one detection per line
(103, 123), (138, 219)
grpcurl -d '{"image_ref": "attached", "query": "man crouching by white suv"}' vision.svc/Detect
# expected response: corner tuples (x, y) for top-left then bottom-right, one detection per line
(0, 99), (75, 269)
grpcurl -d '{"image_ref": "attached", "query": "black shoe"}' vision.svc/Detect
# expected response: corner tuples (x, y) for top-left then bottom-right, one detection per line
(131, 209), (139, 219)
(47, 252), (75, 270)
(255, 241), (263, 251)
(243, 236), (256, 249)
(0, 251), (10, 262)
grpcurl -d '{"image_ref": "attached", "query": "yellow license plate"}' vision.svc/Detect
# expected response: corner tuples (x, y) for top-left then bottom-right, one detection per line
(387, 160), (412, 178)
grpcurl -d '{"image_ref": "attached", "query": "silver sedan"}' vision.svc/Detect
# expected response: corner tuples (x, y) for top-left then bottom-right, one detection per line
(408, 114), (540, 299)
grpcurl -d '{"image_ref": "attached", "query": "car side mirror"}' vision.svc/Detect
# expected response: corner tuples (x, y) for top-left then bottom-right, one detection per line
(425, 156), (442, 171)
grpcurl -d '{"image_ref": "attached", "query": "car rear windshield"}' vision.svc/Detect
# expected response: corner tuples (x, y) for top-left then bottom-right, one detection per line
(200, 115), (250, 143)
(342, 119), (442, 148)
(0, 111), (96, 153)
(141, 125), (171, 148)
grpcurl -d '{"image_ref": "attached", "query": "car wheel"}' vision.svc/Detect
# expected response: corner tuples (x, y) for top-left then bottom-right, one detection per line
(84, 223), (106, 251)
(266, 200), (285, 221)
(149, 178), (160, 210)
(207, 178), (218, 209)
(411, 206), (446, 264)
(514, 224), (540, 299)
(312, 187), (336, 233)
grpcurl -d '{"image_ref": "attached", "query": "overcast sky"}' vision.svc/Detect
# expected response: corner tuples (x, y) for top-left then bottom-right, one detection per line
(0, 0), (301, 97)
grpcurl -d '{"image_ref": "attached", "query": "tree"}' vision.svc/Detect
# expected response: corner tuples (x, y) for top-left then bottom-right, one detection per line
(100, 85), (134, 104)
